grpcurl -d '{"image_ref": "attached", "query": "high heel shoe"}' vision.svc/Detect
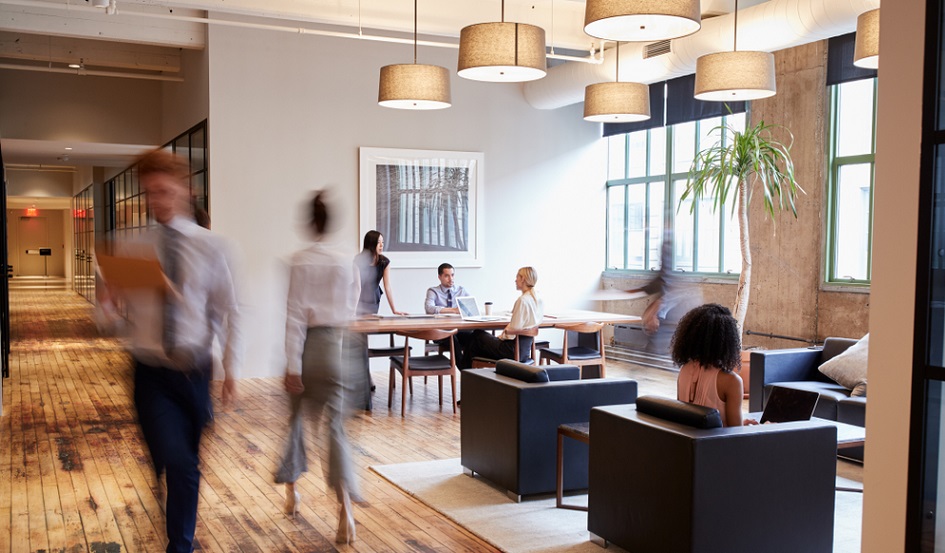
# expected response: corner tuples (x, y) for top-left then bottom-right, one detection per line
(284, 487), (300, 517)
(336, 505), (356, 544)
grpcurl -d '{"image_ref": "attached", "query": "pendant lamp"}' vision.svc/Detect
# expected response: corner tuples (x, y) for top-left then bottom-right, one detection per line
(853, 9), (879, 69)
(694, 0), (775, 101)
(584, 0), (701, 42)
(457, 0), (546, 82)
(378, 0), (451, 110)
(584, 43), (650, 122)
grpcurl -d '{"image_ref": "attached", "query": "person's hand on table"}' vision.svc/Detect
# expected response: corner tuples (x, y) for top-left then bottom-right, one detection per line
(743, 417), (760, 426)
(439, 307), (460, 314)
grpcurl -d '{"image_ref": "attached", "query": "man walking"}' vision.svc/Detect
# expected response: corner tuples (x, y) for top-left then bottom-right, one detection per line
(99, 149), (241, 553)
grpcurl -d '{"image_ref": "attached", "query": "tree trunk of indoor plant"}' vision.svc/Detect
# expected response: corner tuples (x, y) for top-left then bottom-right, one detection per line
(732, 178), (751, 337)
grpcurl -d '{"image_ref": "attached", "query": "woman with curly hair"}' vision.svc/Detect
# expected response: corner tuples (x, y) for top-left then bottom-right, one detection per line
(671, 303), (750, 427)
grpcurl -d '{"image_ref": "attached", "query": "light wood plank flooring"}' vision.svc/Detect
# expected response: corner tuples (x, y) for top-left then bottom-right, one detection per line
(0, 289), (681, 553)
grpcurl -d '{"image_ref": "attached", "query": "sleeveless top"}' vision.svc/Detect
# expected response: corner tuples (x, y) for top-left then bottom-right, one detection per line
(677, 362), (730, 425)
(355, 252), (389, 315)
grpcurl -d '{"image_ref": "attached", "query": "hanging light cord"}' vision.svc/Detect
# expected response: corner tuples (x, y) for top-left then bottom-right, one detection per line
(413, 0), (418, 64)
(501, 0), (505, 23)
(733, 0), (739, 52)
(615, 41), (620, 83)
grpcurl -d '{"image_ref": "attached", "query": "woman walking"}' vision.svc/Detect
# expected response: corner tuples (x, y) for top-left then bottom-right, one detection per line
(275, 191), (359, 543)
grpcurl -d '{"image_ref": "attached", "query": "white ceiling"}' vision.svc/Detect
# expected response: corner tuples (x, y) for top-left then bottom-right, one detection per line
(0, 0), (769, 171)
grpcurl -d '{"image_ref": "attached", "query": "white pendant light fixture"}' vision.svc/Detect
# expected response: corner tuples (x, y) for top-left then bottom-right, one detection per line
(853, 8), (879, 69)
(584, 43), (650, 122)
(457, 0), (547, 83)
(378, 0), (451, 110)
(583, 0), (701, 42)
(694, 0), (775, 102)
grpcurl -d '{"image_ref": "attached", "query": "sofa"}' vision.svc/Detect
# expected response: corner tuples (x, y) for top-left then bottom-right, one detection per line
(460, 361), (637, 500)
(749, 337), (865, 460)
(587, 397), (838, 553)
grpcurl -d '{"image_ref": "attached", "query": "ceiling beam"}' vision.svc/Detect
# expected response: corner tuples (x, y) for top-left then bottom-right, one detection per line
(0, 32), (181, 72)
(0, 2), (205, 49)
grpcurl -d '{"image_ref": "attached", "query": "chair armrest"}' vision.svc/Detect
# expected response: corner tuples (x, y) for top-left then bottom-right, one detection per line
(749, 347), (823, 411)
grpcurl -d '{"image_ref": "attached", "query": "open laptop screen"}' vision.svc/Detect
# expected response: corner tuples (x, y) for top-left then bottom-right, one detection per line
(456, 296), (480, 319)
(760, 386), (820, 424)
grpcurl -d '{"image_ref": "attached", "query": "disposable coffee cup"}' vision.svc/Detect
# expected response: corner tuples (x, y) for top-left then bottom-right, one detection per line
(484, 302), (493, 315)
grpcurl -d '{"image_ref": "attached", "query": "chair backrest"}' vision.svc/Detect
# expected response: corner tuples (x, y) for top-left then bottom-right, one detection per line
(556, 322), (605, 352)
(396, 329), (458, 368)
(513, 327), (539, 362)
(399, 328), (457, 343)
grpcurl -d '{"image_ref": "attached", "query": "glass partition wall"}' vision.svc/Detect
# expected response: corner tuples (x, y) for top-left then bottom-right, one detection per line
(103, 121), (208, 237)
(73, 120), (208, 303)
(72, 184), (95, 302)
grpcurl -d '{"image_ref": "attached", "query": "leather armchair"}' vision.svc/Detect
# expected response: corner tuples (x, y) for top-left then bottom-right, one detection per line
(460, 362), (637, 500)
(588, 401), (838, 553)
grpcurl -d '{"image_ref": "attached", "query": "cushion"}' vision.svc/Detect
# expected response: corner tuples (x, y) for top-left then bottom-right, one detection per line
(818, 334), (869, 397)
(544, 365), (581, 381)
(495, 360), (549, 383)
(636, 395), (723, 429)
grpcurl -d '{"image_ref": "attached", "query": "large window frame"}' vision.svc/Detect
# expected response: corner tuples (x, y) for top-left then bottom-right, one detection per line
(104, 120), (208, 237)
(825, 77), (878, 286)
(605, 111), (746, 276)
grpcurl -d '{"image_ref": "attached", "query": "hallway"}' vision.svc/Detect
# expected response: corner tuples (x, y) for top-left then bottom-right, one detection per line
(0, 289), (498, 552)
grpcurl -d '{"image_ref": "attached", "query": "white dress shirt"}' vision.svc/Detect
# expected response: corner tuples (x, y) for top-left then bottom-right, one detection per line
(284, 240), (358, 376)
(118, 216), (243, 377)
(500, 290), (544, 340)
(424, 284), (470, 314)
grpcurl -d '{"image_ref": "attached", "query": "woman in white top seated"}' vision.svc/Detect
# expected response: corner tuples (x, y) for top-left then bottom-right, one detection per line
(461, 266), (544, 368)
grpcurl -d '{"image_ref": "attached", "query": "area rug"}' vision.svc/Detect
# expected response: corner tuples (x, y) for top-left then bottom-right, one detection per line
(371, 458), (863, 553)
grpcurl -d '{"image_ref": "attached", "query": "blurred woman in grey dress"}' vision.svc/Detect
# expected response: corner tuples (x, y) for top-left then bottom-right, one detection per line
(275, 191), (359, 544)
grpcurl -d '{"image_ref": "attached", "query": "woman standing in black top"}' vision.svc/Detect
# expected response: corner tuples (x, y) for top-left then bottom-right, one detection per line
(352, 230), (406, 409)
(355, 230), (406, 316)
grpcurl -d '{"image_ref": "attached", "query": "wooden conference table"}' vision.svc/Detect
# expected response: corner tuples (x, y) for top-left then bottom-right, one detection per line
(349, 309), (642, 334)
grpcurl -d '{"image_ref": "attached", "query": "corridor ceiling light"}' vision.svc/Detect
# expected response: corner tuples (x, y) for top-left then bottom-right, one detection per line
(378, 0), (451, 110)
(853, 8), (879, 69)
(694, 0), (775, 101)
(457, 0), (547, 82)
(583, 0), (701, 42)
(584, 43), (650, 122)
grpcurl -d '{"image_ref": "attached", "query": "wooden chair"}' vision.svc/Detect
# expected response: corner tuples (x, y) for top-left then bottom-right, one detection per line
(538, 322), (607, 378)
(367, 333), (411, 358)
(389, 329), (459, 417)
(470, 327), (540, 368)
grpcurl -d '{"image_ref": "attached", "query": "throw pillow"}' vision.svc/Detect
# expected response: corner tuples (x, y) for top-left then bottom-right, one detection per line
(818, 334), (869, 397)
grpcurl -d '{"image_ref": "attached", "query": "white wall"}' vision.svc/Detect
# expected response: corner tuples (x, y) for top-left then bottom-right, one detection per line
(161, 47), (210, 143)
(0, 69), (162, 145)
(208, 21), (606, 377)
(6, 169), (73, 197)
(862, 2), (925, 551)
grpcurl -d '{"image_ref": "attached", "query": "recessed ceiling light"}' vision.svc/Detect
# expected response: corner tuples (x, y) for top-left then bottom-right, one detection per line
(64, 147), (73, 151)
(68, 63), (81, 69)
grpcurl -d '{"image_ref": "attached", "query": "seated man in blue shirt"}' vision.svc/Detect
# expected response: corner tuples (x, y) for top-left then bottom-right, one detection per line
(424, 263), (470, 314)
(424, 263), (473, 360)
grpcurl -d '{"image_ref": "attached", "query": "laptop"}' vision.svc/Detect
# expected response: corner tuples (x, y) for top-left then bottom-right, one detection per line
(760, 386), (820, 424)
(456, 296), (508, 322)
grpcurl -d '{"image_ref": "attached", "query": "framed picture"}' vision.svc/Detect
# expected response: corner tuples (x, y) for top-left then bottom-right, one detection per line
(359, 147), (484, 268)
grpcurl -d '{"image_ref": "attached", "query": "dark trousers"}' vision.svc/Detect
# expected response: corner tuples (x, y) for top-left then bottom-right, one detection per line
(461, 330), (532, 368)
(134, 359), (211, 553)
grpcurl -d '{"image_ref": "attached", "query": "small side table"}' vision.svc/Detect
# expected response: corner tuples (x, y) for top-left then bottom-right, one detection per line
(557, 422), (590, 511)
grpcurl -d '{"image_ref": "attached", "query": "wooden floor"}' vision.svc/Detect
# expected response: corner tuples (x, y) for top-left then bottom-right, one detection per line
(0, 288), (680, 553)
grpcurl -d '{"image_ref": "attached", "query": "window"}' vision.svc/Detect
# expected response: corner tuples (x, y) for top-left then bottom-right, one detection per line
(826, 78), (877, 284)
(606, 112), (746, 274)
(104, 121), (208, 237)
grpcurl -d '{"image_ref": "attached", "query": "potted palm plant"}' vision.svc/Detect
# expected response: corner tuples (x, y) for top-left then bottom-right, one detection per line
(680, 118), (803, 338)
